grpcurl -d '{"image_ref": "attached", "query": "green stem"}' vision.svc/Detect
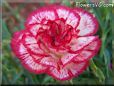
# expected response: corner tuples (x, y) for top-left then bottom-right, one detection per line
(90, 59), (105, 83)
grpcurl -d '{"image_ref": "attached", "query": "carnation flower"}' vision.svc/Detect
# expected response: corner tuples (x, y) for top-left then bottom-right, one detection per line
(11, 5), (101, 80)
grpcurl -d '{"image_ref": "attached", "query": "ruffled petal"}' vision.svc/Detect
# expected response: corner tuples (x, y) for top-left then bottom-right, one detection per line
(40, 56), (58, 68)
(21, 53), (47, 74)
(11, 30), (26, 57)
(73, 8), (99, 36)
(27, 24), (50, 36)
(68, 61), (89, 77)
(69, 36), (99, 53)
(26, 5), (80, 29)
(74, 38), (101, 62)
(47, 61), (89, 80)
(25, 6), (58, 26)
(22, 33), (45, 55)
(55, 5), (80, 28)
(11, 30), (47, 74)
(61, 53), (78, 65)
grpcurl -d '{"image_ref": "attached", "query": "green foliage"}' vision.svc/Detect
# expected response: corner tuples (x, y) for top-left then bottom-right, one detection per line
(2, 0), (114, 85)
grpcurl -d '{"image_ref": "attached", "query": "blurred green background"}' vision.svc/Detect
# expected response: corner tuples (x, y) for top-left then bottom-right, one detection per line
(2, 0), (114, 85)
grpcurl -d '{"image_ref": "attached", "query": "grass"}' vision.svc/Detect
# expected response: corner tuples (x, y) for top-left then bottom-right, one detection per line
(2, 0), (114, 85)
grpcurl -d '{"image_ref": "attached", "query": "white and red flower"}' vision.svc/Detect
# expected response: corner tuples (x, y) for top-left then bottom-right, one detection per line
(11, 5), (101, 80)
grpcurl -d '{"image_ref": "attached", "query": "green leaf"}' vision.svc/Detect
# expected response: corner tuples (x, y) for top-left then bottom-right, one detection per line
(11, 71), (23, 84)
(2, 21), (11, 39)
(103, 49), (111, 78)
(43, 76), (53, 83)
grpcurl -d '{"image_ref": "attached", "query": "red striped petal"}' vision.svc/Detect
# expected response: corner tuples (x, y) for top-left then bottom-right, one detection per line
(21, 54), (47, 74)
(40, 56), (58, 68)
(25, 6), (58, 26)
(11, 30), (26, 57)
(61, 53), (78, 65)
(22, 34), (45, 55)
(68, 61), (89, 77)
(47, 61), (89, 80)
(74, 38), (101, 62)
(73, 7), (99, 36)
(11, 30), (47, 74)
(69, 36), (98, 53)
(55, 6), (80, 28)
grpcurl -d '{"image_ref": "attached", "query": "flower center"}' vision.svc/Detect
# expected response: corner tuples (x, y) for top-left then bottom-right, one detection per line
(37, 19), (76, 58)
(47, 19), (74, 47)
